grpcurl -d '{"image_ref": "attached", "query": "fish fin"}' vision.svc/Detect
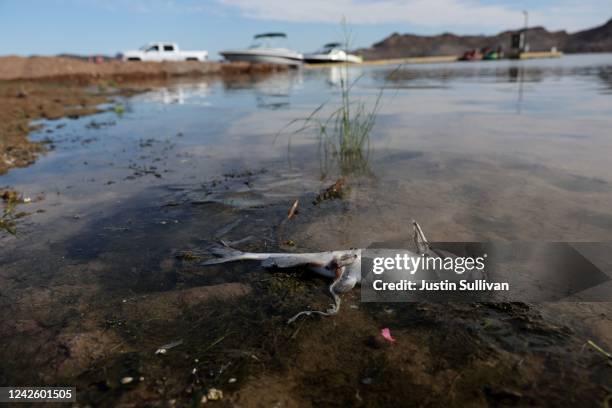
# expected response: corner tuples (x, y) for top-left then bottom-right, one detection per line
(199, 243), (245, 266)
(413, 220), (430, 255)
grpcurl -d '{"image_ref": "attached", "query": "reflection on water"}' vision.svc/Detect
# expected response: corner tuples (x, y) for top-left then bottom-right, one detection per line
(326, 64), (364, 86)
(222, 71), (303, 109)
(139, 82), (211, 105)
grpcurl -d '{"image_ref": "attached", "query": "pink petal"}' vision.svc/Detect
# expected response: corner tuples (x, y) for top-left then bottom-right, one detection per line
(381, 328), (396, 343)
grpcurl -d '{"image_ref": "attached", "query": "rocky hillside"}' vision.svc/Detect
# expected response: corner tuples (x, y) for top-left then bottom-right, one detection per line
(567, 18), (612, 53)
(357, 18), (612, 59)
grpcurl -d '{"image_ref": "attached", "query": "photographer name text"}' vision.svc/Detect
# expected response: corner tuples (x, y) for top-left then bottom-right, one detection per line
(372, 279), (509, 291)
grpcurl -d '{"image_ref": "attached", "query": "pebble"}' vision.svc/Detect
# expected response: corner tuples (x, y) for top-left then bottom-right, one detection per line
(207, 388), (223, 401)
(121, 377), (134, 385)
(228, 378), (237, 384)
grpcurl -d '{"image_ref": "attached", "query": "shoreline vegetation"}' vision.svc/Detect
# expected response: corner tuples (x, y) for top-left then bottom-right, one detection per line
(0, 56), (288, 175)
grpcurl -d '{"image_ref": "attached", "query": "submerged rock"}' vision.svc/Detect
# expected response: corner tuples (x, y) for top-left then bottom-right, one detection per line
(121, 376), (134, 385)
(206, 388), (223, 401)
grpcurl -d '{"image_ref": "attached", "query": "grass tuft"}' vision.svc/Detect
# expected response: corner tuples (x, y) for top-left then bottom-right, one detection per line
(279, 22), (385, 178)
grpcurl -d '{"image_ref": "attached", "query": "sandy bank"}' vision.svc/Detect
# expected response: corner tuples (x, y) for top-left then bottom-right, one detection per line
(0, 56), (287, 82)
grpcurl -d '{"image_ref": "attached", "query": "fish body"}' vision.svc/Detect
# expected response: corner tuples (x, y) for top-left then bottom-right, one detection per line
(202, 245), (362, 293)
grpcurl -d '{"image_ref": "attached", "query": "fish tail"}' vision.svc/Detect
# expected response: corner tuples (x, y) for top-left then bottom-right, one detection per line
(199, 243), (247, 265)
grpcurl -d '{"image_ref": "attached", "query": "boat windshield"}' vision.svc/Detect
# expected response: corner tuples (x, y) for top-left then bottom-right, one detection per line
(317, 43), (343, 53)
(249, 33), (289, 49)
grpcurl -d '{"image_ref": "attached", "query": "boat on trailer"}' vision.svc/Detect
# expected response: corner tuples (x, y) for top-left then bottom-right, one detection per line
(220, 33), (303, 66)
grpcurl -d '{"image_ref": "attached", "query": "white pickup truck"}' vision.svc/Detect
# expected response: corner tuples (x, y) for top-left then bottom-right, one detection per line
(121, 42), (208, 62)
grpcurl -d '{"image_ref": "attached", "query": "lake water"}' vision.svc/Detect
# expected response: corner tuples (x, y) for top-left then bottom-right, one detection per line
(1, 54), (611, 405)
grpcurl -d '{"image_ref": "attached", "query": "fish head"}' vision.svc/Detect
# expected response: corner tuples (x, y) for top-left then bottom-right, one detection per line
(326, 251), (359, 275)
(335, 252), (359, 267)
(329, 250), (361, 294)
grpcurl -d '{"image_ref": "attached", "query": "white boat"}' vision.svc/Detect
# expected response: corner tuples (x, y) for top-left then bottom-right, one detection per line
(220, 33), (303, 66)
(303, 43), (363, 64)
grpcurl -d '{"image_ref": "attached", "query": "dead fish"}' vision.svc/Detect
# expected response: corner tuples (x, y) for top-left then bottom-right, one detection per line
(201, 243), (361, 323)
(200, 221), (431, 323)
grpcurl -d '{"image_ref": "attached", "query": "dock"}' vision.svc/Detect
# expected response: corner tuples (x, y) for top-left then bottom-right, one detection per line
(516, 51), (563, 59)
(305, 51), (563, 68)
(305, 55), (458, 68)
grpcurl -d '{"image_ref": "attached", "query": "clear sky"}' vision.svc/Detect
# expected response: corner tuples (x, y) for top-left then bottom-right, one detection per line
(1, 0), (611, 59)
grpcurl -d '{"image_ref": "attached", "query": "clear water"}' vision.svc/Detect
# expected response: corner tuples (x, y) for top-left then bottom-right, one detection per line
(4, 54), (612, 245)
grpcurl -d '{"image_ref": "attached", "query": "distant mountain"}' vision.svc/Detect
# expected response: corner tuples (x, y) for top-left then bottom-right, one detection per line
(566, 18), (612, 53)
(357, 18), (612, 60)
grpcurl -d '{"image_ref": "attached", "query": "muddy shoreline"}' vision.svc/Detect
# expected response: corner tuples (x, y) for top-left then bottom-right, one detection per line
(1, 176), (610, 406)
(1, 162), (610, 406)
(0, 56), (287, 175)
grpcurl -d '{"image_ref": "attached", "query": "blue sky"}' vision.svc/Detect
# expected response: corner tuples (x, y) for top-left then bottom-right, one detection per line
(1, 0), (611, 58)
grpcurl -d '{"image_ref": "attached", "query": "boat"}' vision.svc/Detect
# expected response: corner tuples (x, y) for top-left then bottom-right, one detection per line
(303, 43), (363, 64)
(219, 33), (303, 66)
(460, 47), (503, 61)
(459, 49), (483, 61)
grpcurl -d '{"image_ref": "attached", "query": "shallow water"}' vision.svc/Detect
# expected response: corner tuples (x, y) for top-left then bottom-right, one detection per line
(1, 54), (612, 405)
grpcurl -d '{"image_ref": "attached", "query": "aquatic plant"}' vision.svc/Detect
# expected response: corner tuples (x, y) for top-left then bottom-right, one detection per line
(113, 104), (125, 116)
(317, 64), (381, 177)
(0, 191), (20, 235)
(280, 24), (383, 178)
(0, 207), (17, 235)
